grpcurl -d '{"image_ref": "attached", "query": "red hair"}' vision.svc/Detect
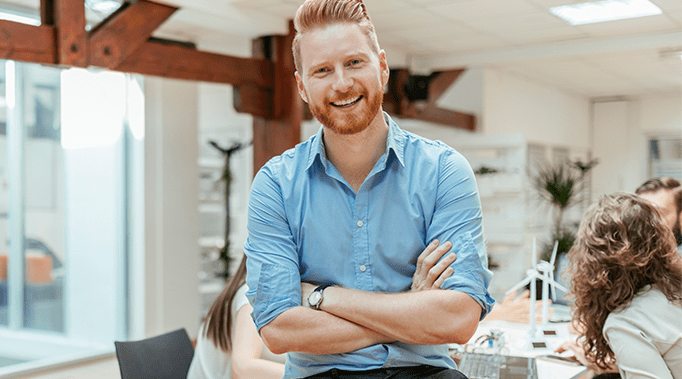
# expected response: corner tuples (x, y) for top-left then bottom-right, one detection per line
(292, 0), (380, 73)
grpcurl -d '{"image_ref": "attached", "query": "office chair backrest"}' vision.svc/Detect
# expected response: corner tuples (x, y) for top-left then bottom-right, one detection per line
(115, 328), (195, 379)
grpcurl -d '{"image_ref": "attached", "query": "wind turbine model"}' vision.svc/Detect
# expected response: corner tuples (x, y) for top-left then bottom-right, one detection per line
(537, 241), (567, 326)
(506, 239), (567, 342)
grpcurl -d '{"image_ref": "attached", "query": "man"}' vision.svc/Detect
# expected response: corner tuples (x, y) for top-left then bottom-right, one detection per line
(636, 177), (682, 254)
(244, 1), (494, 378)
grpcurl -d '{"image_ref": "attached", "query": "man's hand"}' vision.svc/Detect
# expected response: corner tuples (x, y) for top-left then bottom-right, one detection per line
(411, 239), (455, 291)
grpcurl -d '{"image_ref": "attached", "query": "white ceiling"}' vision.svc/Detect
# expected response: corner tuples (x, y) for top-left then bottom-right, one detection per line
(4, 0), (682, 99)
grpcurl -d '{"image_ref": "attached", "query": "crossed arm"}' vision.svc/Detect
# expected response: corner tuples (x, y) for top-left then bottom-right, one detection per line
(259, 240), (483, 355)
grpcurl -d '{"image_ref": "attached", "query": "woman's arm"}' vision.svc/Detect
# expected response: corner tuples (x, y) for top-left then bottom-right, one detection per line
(231, 304), (286, 379)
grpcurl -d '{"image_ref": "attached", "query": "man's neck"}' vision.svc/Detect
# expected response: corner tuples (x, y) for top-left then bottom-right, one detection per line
(323, 111), (389, 193)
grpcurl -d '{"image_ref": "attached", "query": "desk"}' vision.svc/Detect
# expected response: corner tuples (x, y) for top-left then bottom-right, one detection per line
(451, 320), (588, 379)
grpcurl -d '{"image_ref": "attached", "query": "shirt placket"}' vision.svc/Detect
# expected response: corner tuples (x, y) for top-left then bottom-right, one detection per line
(352, 187), (372, 291)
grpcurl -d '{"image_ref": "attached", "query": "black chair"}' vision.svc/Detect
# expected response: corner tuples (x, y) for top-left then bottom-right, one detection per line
(115, 328), (195, 379)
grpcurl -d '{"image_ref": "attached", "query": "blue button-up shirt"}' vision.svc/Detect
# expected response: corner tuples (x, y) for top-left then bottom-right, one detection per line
(245, 113), (494, 378)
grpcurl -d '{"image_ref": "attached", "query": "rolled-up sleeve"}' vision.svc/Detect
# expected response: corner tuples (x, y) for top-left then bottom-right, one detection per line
(426, 149), (495, 319)
(244, 162), (301, 331)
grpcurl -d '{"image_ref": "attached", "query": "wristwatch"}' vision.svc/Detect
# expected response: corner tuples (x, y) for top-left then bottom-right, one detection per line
(307, 284), (330, 310)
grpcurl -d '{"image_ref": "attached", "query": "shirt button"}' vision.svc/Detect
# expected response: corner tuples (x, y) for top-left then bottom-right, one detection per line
(357, 220), (363, 227)
(360, 265), (367, 272)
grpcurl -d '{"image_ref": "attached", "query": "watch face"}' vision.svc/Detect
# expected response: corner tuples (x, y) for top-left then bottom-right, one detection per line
(308, 291), (322, 307)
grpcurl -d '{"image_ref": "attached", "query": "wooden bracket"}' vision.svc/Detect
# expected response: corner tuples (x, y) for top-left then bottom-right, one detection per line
(89, 0), (177, 69)
(384, 68), (476, 131)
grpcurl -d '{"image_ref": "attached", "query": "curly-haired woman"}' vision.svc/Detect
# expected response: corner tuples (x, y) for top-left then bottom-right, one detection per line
(568, 192), (682, 379)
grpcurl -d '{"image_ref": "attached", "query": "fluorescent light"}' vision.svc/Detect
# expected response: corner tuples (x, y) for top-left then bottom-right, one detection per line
(0, 10), (40, 26)
(550, 0), (662, 25)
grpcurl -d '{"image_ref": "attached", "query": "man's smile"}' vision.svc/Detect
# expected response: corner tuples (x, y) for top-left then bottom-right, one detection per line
(330, 95), (363, 107)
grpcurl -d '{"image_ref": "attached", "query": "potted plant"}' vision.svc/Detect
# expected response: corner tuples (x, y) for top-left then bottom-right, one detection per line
(532, 158), (598, 267)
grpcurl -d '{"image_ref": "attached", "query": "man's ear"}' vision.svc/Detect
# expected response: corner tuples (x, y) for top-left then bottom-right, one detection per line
(295, 72), (309, 103)
(379, 50), (390, 86)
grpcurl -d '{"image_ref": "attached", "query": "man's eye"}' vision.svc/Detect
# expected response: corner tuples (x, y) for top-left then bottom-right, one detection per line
(350, 59), (361, 65)
(316, 68), (329, 74)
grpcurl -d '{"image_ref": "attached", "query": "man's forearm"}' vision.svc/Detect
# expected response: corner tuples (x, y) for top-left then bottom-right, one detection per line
(260, 306), (394, 355)
(320, 287), (481, 345)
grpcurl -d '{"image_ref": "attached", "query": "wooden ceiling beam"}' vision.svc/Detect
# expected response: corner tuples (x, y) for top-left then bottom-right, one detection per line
(405, 103), (476, 132)
(115, 40), (274, 88)
(89, 0), (178, 69)
(0, 21), (56, 64)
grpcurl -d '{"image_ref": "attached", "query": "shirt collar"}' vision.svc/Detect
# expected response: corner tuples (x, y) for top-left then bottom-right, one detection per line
(305, 112), (406, 172)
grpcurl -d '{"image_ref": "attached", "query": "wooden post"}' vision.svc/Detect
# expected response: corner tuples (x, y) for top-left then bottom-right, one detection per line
(53, 0), (87, 67)
(249, 22), (302, 176)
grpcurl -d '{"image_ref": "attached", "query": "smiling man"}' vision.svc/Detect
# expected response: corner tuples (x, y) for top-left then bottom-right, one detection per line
(243, 1), (494, 378)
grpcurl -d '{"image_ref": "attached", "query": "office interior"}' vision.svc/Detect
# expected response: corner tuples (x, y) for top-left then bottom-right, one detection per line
(0, 0), (680, 377)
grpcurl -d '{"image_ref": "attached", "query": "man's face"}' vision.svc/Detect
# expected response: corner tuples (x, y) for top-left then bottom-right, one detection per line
(639, 189), (681, 238)
(295, 23), (389, 135)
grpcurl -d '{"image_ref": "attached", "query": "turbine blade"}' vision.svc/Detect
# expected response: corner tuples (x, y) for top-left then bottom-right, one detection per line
(550, 240), (559, 266)
(505, 276), (534, 295)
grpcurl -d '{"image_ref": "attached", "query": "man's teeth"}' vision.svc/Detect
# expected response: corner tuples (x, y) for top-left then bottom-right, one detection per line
(332, 96), (361, 106)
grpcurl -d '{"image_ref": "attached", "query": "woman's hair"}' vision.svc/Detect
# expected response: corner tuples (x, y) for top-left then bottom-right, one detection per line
(292, 0), (380, 73)
(568, 192), (682, 369)
(203, 256), (248, 352)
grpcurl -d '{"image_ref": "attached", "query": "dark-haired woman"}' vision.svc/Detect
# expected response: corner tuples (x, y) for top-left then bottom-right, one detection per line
(187, 257), (285, 379)
(568, 192), (682, 378)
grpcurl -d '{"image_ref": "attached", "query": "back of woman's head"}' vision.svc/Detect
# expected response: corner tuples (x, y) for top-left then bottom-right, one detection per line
(569, 192), (682, 369)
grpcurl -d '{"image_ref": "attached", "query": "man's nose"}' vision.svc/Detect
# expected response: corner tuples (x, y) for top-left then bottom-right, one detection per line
(331, 70), (353, 92)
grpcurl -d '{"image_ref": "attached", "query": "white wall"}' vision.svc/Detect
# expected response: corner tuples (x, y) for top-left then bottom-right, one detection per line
(482, 69), (591, 150)
(592, 94), (682, 199)
(142, 77), (200, 339)
(639, 94), (682, 133)
(591, 100), (641, 198)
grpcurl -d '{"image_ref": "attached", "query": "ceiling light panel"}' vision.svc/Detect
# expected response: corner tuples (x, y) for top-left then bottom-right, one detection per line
(549, 0), (662, 25)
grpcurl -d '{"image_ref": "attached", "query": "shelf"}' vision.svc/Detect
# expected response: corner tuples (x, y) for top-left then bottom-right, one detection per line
(200, 281), (225, 294)
(198, 158), (224, 168)
(198, 237), (225, 249)
(199, 203), (224, 213)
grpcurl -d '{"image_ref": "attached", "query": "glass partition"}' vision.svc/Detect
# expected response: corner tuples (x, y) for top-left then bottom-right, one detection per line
(0, 60), (138, 375)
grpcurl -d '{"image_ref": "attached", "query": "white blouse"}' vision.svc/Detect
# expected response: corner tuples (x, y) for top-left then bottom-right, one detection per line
(603, 285), (682, 379)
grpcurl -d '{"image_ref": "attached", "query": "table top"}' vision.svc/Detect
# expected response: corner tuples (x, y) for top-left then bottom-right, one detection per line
(451, 319), (588, 379)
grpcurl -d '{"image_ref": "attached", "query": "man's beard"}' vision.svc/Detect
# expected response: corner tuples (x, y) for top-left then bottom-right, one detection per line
(309, 86), (383, 135)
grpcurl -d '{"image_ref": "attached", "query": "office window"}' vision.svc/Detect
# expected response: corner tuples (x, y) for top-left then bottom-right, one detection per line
(0, 61), (142, 375)
(649, 136), (682, 182)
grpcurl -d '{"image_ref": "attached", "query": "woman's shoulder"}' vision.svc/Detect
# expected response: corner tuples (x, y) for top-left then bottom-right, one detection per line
(605, 286), (682, 330)
(232, 284), (250, 313)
